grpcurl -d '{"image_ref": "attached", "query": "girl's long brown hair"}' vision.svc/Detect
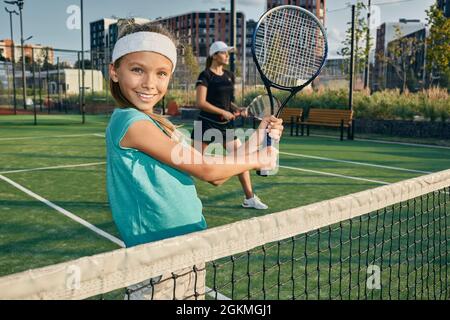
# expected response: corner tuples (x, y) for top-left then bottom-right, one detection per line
(110, 20), (178, 136)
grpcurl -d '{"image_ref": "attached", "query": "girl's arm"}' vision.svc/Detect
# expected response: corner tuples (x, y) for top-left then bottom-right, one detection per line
(120, 120), (275, 186)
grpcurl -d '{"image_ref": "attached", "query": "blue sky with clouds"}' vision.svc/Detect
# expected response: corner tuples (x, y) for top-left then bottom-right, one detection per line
(0, 0), (436, 58)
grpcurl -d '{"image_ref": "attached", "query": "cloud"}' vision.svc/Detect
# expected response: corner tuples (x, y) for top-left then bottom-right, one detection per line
(327, 27), (346, 57)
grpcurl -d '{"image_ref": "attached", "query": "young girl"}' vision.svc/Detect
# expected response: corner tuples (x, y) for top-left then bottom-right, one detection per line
(192, 41), (269, 210)
(106, 22), (283, 299)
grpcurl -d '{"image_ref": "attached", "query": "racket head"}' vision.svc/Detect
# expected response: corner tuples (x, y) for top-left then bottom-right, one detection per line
(252, 5), (328, 90)
(246, 94), (281, 120)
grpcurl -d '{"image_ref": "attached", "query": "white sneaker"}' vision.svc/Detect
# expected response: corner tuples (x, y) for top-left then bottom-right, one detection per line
(242, 195), (268, 210)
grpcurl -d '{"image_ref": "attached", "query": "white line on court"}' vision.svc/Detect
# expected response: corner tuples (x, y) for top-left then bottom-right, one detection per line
(280, 151), (431, 174)
(204, 152), (392, 184)
(0, 174), (125, 248)
(308, 134), (450, 150)
(0, 133), (103, 141)
(354, 137), (450, 150)
(93, 133), (105, 138)
(0, 162), (106, 175)
(1, 158), (390, 186)
(279, 165), (390, 185)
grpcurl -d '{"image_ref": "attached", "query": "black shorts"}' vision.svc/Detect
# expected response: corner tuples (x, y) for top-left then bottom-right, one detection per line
(190, 118), (237, 144)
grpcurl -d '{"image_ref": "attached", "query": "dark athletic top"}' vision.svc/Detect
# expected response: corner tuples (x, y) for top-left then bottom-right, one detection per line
(195, 69), (235, 123)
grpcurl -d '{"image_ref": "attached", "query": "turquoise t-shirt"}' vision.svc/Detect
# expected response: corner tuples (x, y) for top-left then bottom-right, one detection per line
(106, 108), (207, 247)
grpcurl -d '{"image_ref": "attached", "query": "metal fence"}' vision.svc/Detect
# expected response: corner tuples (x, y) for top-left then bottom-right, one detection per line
(1, 43), (360, 118)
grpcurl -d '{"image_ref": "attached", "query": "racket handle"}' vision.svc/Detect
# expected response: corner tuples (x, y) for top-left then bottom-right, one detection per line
(256, 133), (272, 177)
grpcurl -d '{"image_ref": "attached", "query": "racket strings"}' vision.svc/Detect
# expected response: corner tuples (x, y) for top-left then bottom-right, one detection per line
(247, 95), (280, 119)
(254, 7), (326, 88)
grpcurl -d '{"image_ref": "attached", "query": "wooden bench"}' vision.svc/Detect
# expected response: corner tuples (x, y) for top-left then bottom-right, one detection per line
(279, 108), (303, 136)
(299, 108), (354, 140)
(252, 107), (303, 136)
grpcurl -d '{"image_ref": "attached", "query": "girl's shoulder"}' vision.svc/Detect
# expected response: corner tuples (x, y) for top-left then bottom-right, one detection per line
(107, 108), (161, 148)
(109, 107), (150, 129)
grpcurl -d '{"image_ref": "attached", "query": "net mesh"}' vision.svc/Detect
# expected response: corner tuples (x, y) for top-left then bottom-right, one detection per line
(254, 6), (327, 88)
(0, 170), (449, 300)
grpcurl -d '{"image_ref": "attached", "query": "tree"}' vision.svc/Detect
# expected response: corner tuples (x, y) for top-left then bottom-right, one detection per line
(183, 45), (200, 84)
(37, 47), (57, 70)
(425, 4), (450, 88)
(338, 1), (373, 81)
(17, 55), (32, 65)
(379, 26), (423, 93)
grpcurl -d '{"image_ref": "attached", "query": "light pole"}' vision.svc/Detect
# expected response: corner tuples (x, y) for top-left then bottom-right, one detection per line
(5, 0), (27, 109)
(349, 5), (356, 111)
(4, 7), (18, 114)
(364, 0), (372, 91)
(229, 0), (236, 74)
(80, 0), (85, 124)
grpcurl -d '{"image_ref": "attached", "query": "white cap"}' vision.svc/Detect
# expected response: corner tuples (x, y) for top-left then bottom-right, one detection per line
(209, 41), (234, 56)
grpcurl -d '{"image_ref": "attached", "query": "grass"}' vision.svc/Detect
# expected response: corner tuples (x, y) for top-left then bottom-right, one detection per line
(0, 113), (449, 299)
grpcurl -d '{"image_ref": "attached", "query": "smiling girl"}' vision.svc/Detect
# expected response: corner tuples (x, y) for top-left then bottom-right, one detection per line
(105, 21), (283, 299)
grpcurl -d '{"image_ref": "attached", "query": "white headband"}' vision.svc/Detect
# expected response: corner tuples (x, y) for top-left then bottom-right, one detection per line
(112, 31), (177, 72)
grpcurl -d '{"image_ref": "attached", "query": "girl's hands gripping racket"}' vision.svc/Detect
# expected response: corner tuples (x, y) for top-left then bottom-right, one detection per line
(252, 5), (328, 176)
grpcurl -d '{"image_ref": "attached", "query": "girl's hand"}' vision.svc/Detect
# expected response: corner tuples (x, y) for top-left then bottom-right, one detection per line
(222, 110), (236, 121)
(259, 116), (284, 142)
(239, 108), (248, 118)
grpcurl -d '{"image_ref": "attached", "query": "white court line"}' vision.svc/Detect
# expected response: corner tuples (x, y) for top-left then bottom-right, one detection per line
(1, 158), (390, 185)
(279, 165), (390, 185)
(204, 152), (391, 184)
(0, 162), (106, 175)
(354, 137), (450, 150)
(93, 133), (105, 137)
(0, 174), (125, 248)
(308, 134), (450, 150)
(280, 151), (431, 174)
(0, 133), (103, 141)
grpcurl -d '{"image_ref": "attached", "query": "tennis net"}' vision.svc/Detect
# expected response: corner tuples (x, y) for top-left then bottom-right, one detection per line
(0, 169), (449, 300)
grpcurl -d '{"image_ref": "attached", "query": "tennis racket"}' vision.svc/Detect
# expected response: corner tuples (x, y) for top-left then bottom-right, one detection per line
(252, 5), (328, 176)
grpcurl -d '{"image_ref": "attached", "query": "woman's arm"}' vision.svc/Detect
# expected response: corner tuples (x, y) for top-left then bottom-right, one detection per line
(120, 120), (274, 185)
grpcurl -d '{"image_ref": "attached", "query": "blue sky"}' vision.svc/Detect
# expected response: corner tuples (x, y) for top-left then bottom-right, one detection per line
(0, 0), (436, 58)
